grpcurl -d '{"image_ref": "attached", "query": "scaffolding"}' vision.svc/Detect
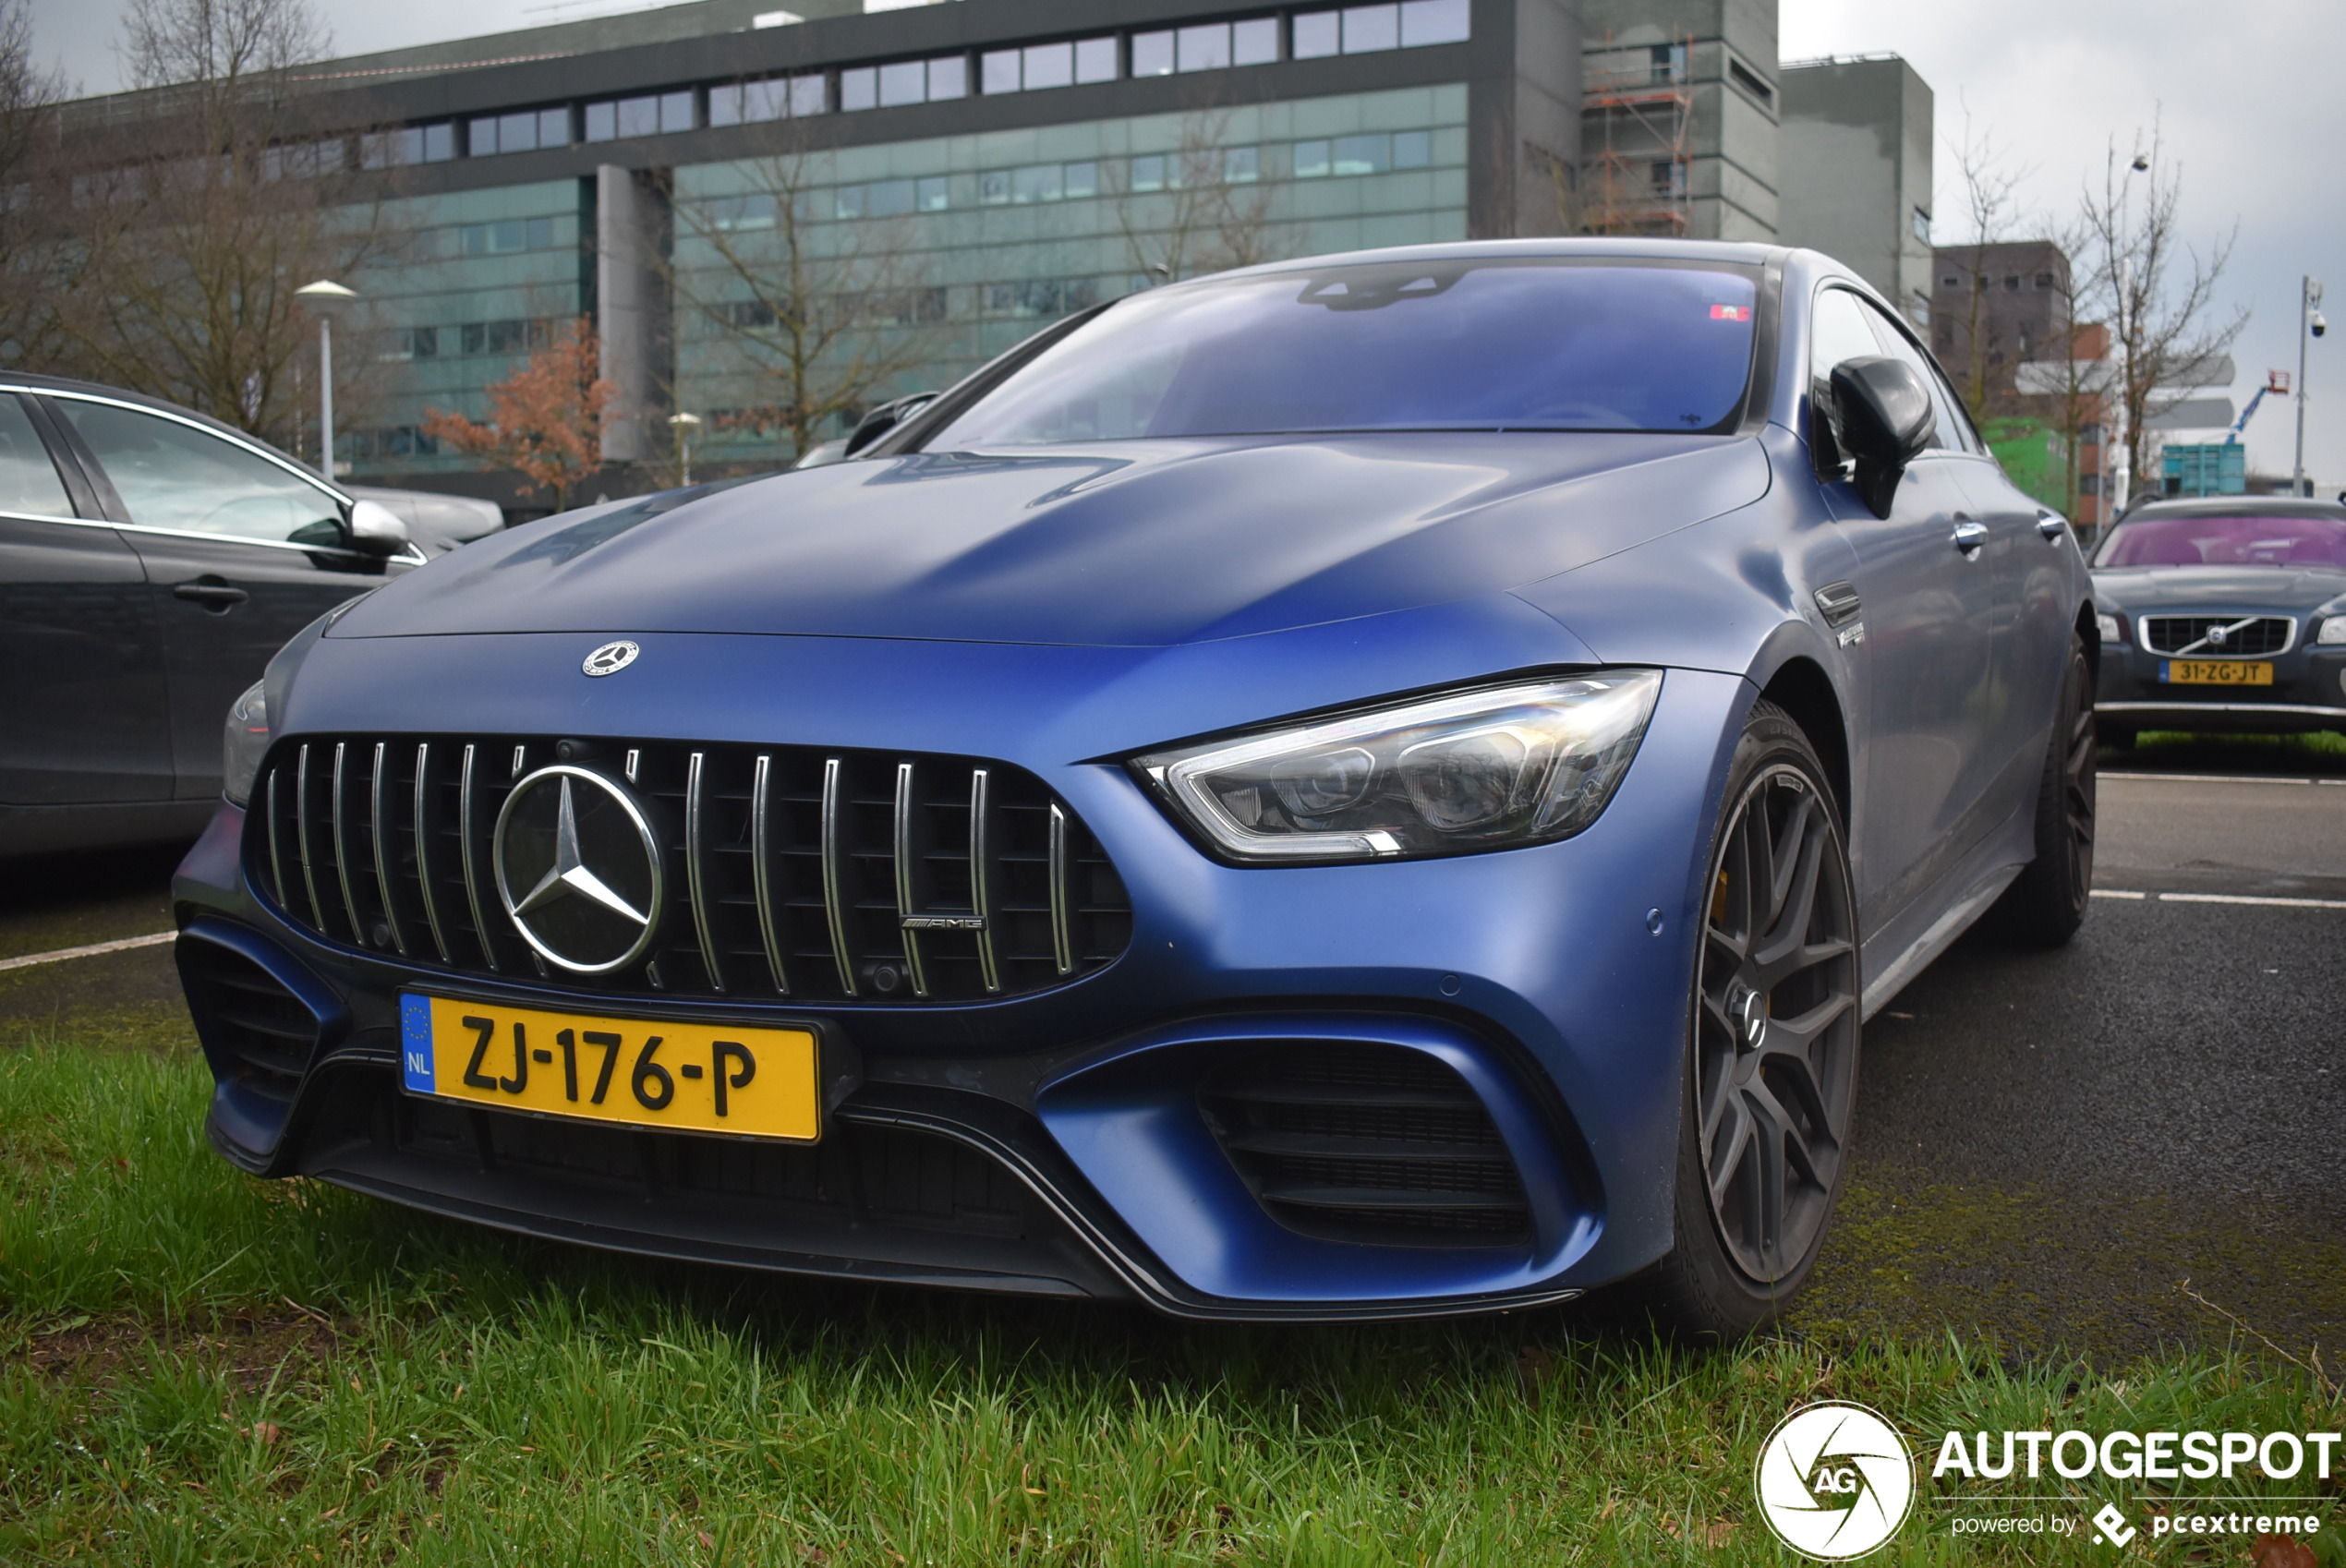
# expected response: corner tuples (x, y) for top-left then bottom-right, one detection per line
(1579, 31), (1695, 236)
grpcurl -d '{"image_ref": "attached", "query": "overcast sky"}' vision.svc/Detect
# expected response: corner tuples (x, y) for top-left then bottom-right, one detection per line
(29, 0), (2344, 486)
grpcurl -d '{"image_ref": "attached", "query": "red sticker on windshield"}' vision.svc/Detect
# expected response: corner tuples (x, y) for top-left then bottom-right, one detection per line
(1711, 304), (1752, 321)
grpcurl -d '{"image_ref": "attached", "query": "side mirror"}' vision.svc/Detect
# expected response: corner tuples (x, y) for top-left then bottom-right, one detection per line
(345, 498), (412, 557)
(1829, 356), (1935, 517)
(842, 391), (938, 458)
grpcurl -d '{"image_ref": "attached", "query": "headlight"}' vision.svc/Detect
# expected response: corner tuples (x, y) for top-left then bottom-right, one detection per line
(2097, 612), (2125, 646)
(223, 681), (269, 806)
(1134, 671), (1663, 863)
(2317, 616), (2346, 645)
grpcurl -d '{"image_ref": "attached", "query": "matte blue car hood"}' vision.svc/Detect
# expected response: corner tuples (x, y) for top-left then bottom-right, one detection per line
(333, 434), (1771, 648)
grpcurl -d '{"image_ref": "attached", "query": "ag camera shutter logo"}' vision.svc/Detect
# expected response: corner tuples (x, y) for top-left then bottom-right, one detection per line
(1756, 1401), (1916, 1560)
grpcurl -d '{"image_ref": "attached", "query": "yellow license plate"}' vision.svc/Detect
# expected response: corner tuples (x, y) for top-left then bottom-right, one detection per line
(2161, 659), (2274, 685)
(398, 995), (819, 1141)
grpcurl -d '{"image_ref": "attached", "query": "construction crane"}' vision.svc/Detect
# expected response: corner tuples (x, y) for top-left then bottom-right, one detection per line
(2225, 370), (2291, 444)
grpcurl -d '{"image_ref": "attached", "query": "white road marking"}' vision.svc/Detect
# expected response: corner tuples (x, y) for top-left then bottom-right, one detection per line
(2103, 771), (2346, 787)
(0, 931), (176, 973)
(2093, 889), (2346, 910)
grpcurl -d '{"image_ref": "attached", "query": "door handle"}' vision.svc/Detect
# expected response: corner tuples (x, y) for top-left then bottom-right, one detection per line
(1951, 520), (1989, 556)
(173, 580), (249, 609)
(2037, 514), (2069, 541)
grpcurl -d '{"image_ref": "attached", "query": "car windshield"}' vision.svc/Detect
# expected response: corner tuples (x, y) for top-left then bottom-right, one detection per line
(2095, 512), (2346, 569)
(924, 259), (1761, 446)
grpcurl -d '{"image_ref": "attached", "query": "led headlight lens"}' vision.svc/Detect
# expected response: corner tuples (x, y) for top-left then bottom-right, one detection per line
(2097, 611), (2125, 646)
(222, 681), (270, 806)
(2316, 615), (2346, 646)
(1135, 671), (1663, 863)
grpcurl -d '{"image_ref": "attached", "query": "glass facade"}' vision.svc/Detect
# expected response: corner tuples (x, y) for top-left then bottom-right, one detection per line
(345, 181), (586, 474)
(343, 85), (1466, 476)
(669, 84), (1468, 466)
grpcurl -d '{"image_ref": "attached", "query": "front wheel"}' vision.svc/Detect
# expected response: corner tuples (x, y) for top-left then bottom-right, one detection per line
(1637, 702), (1861, 1342)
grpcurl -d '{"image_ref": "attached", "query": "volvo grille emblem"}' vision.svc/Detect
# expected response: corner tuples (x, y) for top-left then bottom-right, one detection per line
(493, 765), (663, 973)
(582, 640), (641, 677)
(2206, 624), (2229, 646)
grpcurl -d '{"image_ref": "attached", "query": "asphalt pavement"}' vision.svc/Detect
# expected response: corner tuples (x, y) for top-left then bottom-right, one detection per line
(5, 742), (2341, 1362)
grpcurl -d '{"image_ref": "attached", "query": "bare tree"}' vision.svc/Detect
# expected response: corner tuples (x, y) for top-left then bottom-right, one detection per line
(669, 122), (955, 461)
(0, 0), (67, 369)
(2074, 123), (2246, 511)
(26, 0), (391, 452)
(1940, 107), (2033, 423)
(1116, 103), (1276, 284)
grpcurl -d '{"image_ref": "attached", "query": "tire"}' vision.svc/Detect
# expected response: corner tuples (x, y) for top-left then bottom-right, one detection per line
(1992, 635), (2097, 947)
(1634, 701), (1862, 1343)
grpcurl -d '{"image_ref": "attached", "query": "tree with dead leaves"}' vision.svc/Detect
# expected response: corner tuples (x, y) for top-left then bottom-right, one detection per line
(423, 319), (615, 512)
(0, 0), (67, 372)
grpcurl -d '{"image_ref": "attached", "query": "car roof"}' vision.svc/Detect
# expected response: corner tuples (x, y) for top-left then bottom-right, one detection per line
(2119, 494), (2346, 522)
(0, 368), (333, 488)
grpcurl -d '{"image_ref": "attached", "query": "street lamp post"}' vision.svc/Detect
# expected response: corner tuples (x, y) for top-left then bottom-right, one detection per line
(2109, 151), (2150, 516)
(668, 411), (703, 486)
(293, 279), (358, 479)
(2295, 276), (2326, 497)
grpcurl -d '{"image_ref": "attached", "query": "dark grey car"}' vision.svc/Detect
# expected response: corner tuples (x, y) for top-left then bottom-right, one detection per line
(0, 373), (416, 854)
(2090, 495), (2346, 747)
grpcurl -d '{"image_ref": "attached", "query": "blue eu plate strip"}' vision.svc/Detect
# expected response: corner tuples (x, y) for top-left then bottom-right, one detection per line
(400, 994), (434, 1093)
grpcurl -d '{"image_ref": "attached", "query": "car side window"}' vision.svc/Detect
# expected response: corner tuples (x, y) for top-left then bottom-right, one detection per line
(0, 395), (75, 520)
(1808, 288), (1885, 470)
(54, 399), (345, 548)
(1850, 297), (1968, 454)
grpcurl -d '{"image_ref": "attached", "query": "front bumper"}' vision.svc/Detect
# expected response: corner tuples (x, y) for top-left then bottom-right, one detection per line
(174, 639), (1748, 1321)
(2095, 632), (2346, 733)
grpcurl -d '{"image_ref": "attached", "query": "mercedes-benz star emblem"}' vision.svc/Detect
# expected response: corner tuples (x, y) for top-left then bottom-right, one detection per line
(493, 765), (663, 973)
(582, 640), (640, 677)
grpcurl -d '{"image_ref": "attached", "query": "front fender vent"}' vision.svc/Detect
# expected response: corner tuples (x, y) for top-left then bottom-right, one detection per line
(1200, 1044), (1530, 1248)
(246, 736), (1131, 1005)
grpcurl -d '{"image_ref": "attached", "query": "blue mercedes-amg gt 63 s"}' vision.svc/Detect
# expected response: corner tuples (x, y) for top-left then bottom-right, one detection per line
(173, 239), (2098, 1338)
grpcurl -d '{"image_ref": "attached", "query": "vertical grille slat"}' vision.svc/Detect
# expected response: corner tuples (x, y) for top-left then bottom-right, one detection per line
(819, 756), (858, 998)
(892, 760), (930, 998)
(369, 742), (408, 957)
(458, 742), (502, 972)
(1046, 803), (1074, 977)
(750, 754), (791, 996)
(684, 750), (727, 995)
(248, 734), (1129, 1005)
(413, 742), (453, 964)
(970, 767), (1001, 995)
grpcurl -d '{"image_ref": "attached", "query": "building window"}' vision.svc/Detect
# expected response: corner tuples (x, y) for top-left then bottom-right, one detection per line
(1650, 42), (1687, 83)
(708, 74), (826, 125)
(1911, 292), (1929, 326)
(1294, 129), (1432, 178)
(459, 216), (559, 255)
(586, 91), (695, 140)
(703, 194), (776, 231)
(361, 124), (455, 169)
(1649, 159), (1686, 198)
(978, 162), (1094, 205)
(349, 427), (439, 460)
(1941, 273), (1959, 288)
(469, 107), (569, 156)
(1726, 56), (1773, 106)
(1911, 207), (1930, 245)
(2034, 271), (2055, 289)
(2079, 423), (2103, 444)
(378, 327), (441, 361)
(459, 318), (557, 356)
(984, 278), (1100, 318)
(2003, 274), (2021, 291)
(1293, 0), (1467, 59)
(2079, 474), (2100, 495)
(840, 55), (967, 111)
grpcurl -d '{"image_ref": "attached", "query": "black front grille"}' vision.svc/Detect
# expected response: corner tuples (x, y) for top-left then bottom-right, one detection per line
(1200, 1044), (1531, 1248)
(247, 735), (1131, 1004)
(2141, 614), (2295, 657)
(178, 940), (321, 1101)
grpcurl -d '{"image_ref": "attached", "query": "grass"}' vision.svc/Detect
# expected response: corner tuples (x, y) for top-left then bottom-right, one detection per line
(3, 1043), (2341, 1566)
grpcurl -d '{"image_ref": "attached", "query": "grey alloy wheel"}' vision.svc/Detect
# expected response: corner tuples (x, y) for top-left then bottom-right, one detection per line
(1694, 760), (1861, 1285)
